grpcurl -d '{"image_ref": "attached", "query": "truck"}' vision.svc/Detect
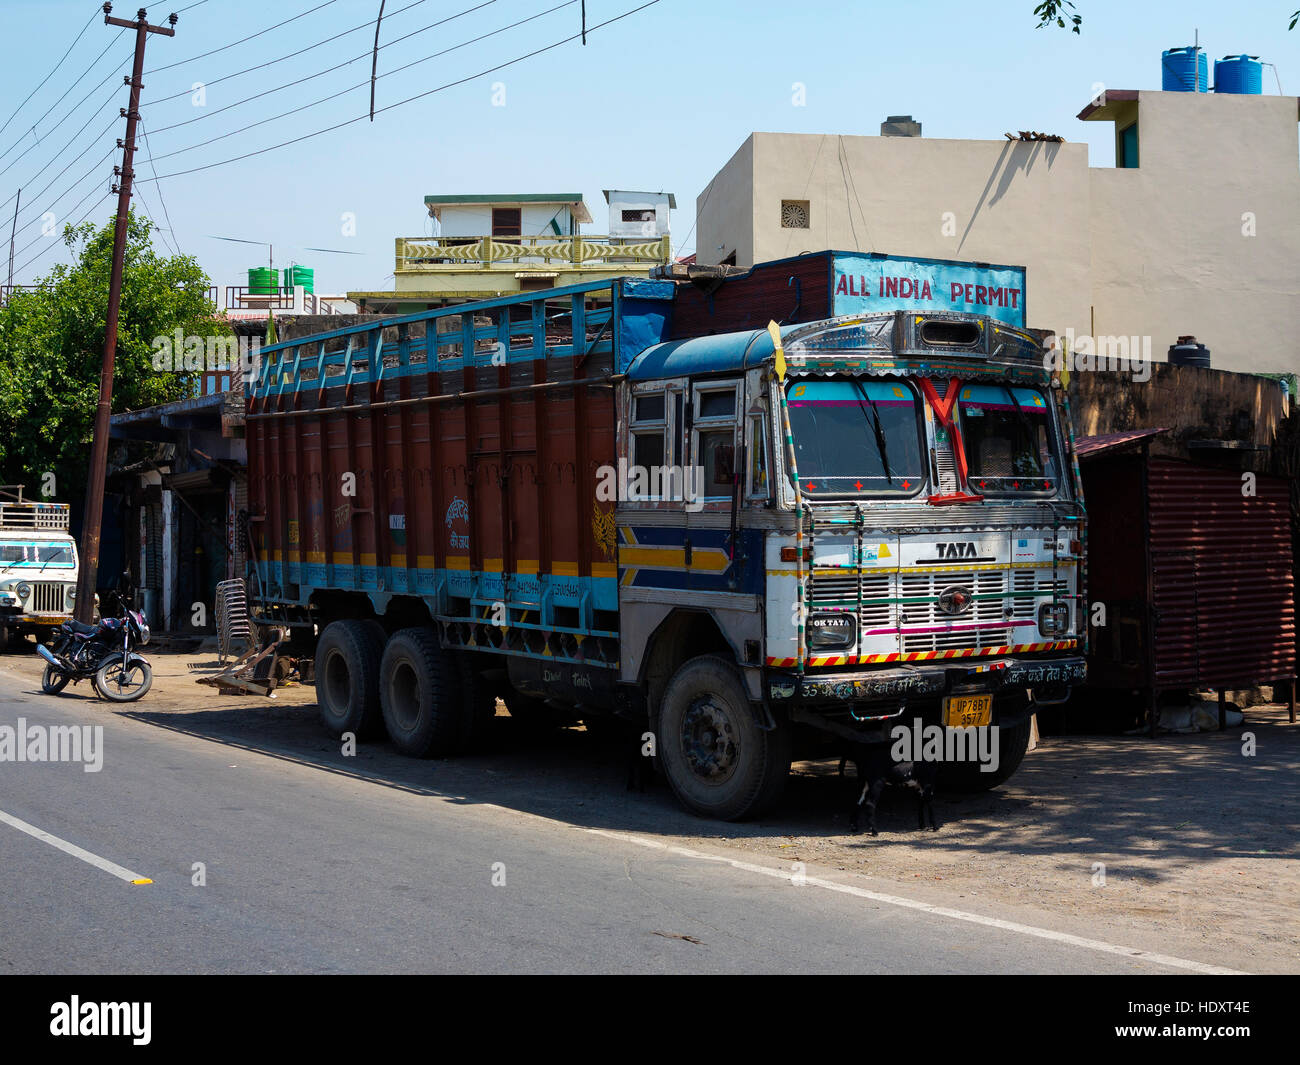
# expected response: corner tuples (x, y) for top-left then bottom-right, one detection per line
(0, 486), (81, 647)
(245, 252), (1087, 820)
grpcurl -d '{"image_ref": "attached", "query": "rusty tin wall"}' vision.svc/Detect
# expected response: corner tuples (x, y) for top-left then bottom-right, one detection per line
(1147, 458), (1295, 690)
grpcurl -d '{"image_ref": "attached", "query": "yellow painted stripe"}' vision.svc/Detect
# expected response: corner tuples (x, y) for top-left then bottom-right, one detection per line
(552, 562), (580, 577)
(592, 562), (616, 579)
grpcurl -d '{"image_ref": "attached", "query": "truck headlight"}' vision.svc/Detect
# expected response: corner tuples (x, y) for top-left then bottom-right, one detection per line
(807, 611), (856, 651)
(1038, 602), (1070, 637)
(16, 582), (30, 600)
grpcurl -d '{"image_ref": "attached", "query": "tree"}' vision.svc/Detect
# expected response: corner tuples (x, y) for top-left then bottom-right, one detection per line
(1034, 2), (1298, 32)
(0, 210), (230, 509)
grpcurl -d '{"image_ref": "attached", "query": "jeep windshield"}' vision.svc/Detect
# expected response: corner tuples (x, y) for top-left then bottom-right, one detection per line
(957, 384), (1060, 495)
(786, 378), (925, 496)
(0, 540), (76, 569)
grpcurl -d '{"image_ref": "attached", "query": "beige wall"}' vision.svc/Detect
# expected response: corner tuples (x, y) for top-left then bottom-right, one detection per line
(696, 135), (755, 267)
(697, 92), (1300, 375)
(1089, 92), (1300, 376)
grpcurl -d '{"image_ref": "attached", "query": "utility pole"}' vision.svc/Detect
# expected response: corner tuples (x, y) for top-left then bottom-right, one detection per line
(6, 188), (20, 295)
(75, 4), (176, 622)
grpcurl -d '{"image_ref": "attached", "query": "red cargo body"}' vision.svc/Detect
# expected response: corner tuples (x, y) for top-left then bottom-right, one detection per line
(245, 288), (623, 645)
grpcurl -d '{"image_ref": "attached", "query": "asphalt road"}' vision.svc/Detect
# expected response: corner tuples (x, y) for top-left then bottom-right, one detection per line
(0, 679), (1239, 974)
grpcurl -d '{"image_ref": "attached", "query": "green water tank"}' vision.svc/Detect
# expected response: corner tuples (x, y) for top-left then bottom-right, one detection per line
(288, 265), (314, 294)
(248, 267), (279, 294)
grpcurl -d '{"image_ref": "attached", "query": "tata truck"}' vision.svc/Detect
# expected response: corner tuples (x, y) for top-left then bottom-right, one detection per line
(244, 253), (1086, 820)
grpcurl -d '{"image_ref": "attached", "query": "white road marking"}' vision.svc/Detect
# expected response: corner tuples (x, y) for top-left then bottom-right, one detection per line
(583, 827), (1248, 976)
(0, 808), (152, 884)
(48, 713), (1245, 971)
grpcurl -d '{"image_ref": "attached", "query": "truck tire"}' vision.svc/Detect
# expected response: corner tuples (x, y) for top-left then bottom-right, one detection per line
(657, 655), (790, 821)
(456, 656), (498, 752)
(379, 627), (462, 757)
(315, 620), (385, 740)
(938, 718), (1032, 793)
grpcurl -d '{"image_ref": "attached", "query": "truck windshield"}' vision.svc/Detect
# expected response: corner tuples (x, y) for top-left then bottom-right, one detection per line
(786, 378), (925, 495)
(0, 541), (75, 567)
(957, 384), (1059, 494)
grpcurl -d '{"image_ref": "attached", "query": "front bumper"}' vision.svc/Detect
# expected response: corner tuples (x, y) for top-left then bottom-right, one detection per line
(769, 654), (1087, 720)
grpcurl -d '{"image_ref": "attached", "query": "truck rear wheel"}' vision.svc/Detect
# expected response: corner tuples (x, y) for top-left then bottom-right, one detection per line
(938, 718), (1032, 793)
(379, 627), (463, 757)
(315, 620), (385, 740)
(456, 656), (498, 752)
(658, 655), (790, 821)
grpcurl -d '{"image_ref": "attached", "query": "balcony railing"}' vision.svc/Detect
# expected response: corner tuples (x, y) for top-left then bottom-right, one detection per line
(396, 233), (671, 272)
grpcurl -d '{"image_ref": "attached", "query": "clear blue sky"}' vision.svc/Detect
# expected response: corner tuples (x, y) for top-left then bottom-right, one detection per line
(2, 0), (1296, 293)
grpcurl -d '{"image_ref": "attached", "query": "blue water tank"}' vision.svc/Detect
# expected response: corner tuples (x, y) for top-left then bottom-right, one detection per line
(1162, 46), (1207, 92)
(1214, 55), (1263, 94)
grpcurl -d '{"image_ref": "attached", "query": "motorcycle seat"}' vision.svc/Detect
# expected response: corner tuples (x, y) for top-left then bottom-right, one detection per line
(63, 619), (98, 636)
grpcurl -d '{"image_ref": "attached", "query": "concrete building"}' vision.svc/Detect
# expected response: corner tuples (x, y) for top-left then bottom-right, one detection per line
(695, 89), (1300, 375)
(350, 192), (674, 314)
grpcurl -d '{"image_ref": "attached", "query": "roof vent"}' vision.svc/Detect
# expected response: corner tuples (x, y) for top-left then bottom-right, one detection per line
(880, 115), (921, 137)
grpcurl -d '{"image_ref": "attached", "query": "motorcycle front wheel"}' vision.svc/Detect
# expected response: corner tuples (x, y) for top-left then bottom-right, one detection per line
(41, 663), (70, 694)
(95, 654), (153, 702)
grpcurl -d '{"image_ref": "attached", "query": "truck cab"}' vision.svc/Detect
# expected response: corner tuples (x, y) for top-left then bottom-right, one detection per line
(615, 311), (1086, 817)
(0, 488), (80, 646)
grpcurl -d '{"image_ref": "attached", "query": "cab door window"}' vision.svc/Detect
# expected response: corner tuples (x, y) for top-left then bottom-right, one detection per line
(692, 382), (739, 501)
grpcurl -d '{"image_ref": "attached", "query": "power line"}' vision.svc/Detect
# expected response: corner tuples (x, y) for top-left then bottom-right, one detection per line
(137, 118), (180, 256)
(144, 0), (342, 75)
(136, 0), (660, 185)
(146, 0), (578, 165)
(0, 30), (129, 166)
(140, 0), (447, 109)
(0, 4), (100, 140)
(9, 191), (113, 282)
(146, 0), (503, 136)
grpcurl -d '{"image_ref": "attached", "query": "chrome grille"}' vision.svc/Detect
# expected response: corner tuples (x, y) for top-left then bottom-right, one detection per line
(32, 582), (65, 613)
(807, 566), (1069, 655)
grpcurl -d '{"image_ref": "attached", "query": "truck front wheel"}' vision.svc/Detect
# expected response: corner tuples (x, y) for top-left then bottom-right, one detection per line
(379, 627), (463, 757)
(315, 620), (385, 739)
(657, 655), (790, 821)
(937, 717), (1032, 792)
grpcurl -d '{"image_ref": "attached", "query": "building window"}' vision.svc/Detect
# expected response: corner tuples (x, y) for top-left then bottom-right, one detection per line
(781, 200), (810, 229)
(1118, 123), (1138, 169)
(492, 207), (522, 238)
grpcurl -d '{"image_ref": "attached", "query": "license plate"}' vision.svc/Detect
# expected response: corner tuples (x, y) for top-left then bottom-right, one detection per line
(944, 694), (991, 728)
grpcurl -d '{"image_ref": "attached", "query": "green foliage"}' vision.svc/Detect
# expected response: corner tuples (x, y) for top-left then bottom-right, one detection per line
(1033, 2), (1297, 32)
(0, 209), (227, 506)
(1033, 0), (1082, 33)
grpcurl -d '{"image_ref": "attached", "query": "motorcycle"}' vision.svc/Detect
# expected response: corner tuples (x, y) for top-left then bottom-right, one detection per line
(36, 608), (153, 702)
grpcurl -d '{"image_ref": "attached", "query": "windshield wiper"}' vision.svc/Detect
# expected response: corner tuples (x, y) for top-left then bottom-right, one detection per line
(999, 383), (1042, 479)
(38, 546), (68, 574)
(851, 379), (893, 485)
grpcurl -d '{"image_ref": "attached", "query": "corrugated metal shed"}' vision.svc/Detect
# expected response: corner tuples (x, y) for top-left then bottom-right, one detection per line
(1147, 460), (1295, 690)
(1079, 435), (1296, 712)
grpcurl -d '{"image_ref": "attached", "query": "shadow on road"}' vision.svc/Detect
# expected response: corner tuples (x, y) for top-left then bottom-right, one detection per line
(120, 688), (1300, 886)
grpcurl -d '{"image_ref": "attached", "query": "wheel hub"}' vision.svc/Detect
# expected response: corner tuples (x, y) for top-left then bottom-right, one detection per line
(680, 697), (738, 782)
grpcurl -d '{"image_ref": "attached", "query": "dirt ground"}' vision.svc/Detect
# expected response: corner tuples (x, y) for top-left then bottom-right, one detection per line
(4, 646), (1297, 972)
